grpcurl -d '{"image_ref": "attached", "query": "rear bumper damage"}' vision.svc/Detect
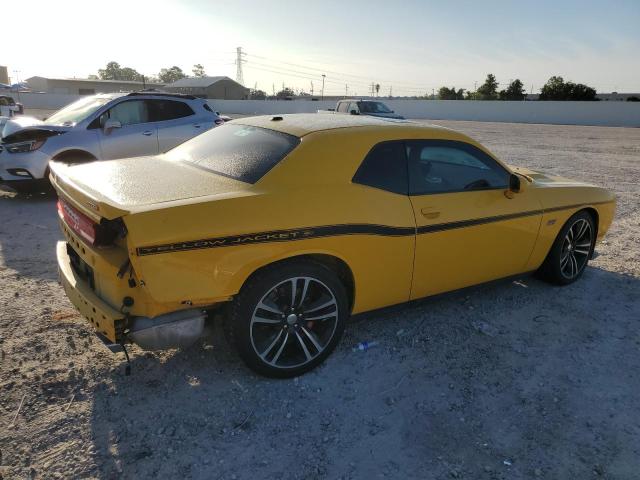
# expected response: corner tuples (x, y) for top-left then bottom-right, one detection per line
(56, 241), (206, 351)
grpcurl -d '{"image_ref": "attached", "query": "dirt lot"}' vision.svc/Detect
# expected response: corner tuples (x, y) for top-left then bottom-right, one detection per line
(1, 120), (639, 480)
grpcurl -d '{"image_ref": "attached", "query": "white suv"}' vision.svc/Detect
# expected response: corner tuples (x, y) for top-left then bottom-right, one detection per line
(0, 92), (222, 192)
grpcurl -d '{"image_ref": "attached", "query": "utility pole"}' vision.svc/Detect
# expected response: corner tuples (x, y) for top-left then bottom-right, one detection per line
(235, 47), (246, 85)
(345, 84), (348, 97)
(321, 74), (326, 100)
(13, 70), (21, 101)
(310, 81), (314, 96)
(389, 86), (392, 98)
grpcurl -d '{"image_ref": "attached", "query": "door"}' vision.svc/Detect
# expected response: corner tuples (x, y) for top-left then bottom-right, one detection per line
(97, 99), (159, 159)
(407, 139), (542, 299)
(149, 99), (208, 152)
(349, 140), (416, 311)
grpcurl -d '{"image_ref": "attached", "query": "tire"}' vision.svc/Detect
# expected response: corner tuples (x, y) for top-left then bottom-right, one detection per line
(228, 260), (348, 378)
(537, 210), (595, 285)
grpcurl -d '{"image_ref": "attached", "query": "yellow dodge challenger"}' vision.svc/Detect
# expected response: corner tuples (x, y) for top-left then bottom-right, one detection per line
(50, 114), (615, 377)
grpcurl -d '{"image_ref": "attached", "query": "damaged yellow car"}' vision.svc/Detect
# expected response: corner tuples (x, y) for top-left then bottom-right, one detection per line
(51, 114), (615, 377)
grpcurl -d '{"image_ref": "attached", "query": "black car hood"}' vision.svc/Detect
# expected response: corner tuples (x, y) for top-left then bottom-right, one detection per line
(2, 124), (70, 143)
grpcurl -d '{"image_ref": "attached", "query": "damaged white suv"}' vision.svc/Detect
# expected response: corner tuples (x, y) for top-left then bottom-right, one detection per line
(0, 92), (223, 193)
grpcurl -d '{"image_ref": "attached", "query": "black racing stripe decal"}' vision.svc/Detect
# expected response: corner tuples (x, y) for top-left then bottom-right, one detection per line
(136, 224), (415, 256)
(135, 202), (613, 256)
(416, 209), (543, 234)
(544, 200), (612, 213)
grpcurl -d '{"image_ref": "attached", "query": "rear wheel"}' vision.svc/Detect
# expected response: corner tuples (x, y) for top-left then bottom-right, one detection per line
(537, 211), (595, 285)
(229, 260), (348, 378)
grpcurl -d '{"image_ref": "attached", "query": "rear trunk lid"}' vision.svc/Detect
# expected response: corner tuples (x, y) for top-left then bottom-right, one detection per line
(50, 155), (251, 220)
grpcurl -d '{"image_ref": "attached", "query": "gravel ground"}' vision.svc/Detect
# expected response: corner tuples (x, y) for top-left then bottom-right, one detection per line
(1, 120), (639, 480)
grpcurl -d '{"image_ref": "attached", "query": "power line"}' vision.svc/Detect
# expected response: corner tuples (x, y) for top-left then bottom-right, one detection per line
(244, 52), (437, 89)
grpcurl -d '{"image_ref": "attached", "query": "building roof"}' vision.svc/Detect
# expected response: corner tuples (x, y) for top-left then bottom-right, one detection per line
(26, 76), (163, 86)
(167, 76), (238, 88)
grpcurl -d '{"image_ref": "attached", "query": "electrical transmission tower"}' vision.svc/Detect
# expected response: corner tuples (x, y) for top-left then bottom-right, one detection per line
(235, 47), (246, 86)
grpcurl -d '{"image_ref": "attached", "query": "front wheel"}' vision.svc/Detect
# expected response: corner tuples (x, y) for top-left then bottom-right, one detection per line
(229, 261), (348, 378)
(537, 211), (595, 285)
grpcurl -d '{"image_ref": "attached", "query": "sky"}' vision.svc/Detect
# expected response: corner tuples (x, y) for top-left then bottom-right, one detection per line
(3, 0), (640, 96)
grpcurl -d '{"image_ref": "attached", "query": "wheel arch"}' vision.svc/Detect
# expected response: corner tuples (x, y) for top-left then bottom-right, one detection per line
(239, 252), (356, 313)
(582, 206), (599, 243)
(51, 149), (97, 164)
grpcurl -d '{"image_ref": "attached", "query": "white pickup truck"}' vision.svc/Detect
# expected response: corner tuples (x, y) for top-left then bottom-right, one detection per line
(318, 99), (404, 119)
(0, 95), (24, 118)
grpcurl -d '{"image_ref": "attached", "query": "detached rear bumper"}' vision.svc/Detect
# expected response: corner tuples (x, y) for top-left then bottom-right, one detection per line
(56, 241), (126, 344)
(57, 241), (205, 351)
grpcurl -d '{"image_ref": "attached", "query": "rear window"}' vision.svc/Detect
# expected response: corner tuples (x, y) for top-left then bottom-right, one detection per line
(149, 99), (194, 121)
(166, 124), (300, 184)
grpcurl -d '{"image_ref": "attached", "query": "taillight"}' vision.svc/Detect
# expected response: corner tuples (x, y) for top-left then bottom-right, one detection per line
(57, 199), (118, 246)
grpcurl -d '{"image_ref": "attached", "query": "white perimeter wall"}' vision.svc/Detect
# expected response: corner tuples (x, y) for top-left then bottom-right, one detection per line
(14, 93), (640, 127)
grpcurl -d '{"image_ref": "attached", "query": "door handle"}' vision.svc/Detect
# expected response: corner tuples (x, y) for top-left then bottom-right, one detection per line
(421, 207), (440, 219)
(193, 124), (201, 129)
(142, 131), (153, 136)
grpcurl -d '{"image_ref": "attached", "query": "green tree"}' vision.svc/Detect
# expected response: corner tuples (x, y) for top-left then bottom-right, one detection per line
(119, 67), (142, 81)
(538, 76), (567, 100)
(438, 86), (465, 100)
(539, 76), (597, 101)
(250, 88), (267, 100)
(97, 61), (142, 81)
(375, 83), (380, 96)
(192, 64), (206, 77)
(158, 66), (186, 84)
(276, 87), (295, 99)
(465, 90), (481, 100)
(499, 79), (526, 100)
(568, 82), (597, 101)
(477, 74), (499, 100)
(98, 61), (122, 80)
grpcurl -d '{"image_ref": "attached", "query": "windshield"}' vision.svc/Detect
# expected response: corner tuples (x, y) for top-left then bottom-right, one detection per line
(166, 123), (300, 184)
(359, 101), (392, 114)
(44, 96), (112, 126)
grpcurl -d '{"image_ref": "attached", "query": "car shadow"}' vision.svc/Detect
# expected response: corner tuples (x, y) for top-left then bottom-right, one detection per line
(85, 266), (640, 478)
(0, 188), (61, 281)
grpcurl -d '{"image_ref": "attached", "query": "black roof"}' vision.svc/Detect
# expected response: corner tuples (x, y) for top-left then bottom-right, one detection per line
(126, 91), (197, 100)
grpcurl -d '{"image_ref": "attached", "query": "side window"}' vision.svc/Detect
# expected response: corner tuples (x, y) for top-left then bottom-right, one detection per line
(149, 100), (195, 122)
(352, 141), (408, 194)
(407, 140), (509, 195)
(337, 102), (348, 113)
(105, 100), (150, 126)
(349, 102), (360, 114)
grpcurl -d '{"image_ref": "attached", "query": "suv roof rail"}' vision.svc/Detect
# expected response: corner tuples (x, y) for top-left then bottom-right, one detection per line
(126, 91), (198, 100)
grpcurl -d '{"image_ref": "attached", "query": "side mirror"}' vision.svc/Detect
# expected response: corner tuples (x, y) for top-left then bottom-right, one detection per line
(103, 119), (121, 133)
(509, 173), (521, 193)
(350, 109), (359, 115)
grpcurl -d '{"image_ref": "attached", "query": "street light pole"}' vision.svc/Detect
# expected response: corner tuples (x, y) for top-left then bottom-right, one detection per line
(321, 74), (326, 101)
